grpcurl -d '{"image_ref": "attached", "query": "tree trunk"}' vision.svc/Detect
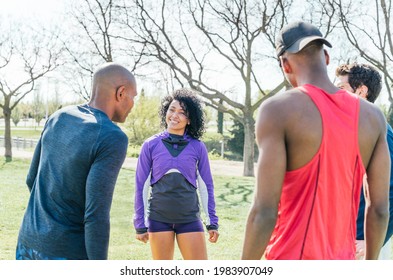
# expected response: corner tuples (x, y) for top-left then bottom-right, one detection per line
(3, 105), (12, 162)
(242, 115), (255, 177)
(217, 111), (223, 134)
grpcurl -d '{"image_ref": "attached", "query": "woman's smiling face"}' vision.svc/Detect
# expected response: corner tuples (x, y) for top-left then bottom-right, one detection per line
(165, 100), (189, 135)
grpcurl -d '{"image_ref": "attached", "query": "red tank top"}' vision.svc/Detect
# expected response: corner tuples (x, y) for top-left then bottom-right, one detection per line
(264, 84), (366, 260)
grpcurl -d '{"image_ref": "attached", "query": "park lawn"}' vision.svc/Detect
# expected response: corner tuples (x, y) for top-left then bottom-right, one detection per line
(0, 127), (42, 139)
(0, 159), (31, 259)
(0, 158), (255, 260)
(0, 128), (43, 139)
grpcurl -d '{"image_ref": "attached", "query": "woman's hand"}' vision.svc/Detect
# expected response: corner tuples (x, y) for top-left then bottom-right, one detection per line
(208, 230), (219, 243)
(136, 232), (149, 243)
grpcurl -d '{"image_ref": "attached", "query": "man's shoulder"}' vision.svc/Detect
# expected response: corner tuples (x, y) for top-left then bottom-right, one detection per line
(102, 123), (127, 137)
(49, 104), (78, 118)
(358, 99), (388, 143)
(261, 88), (309, 114)
(359, 98), (385, 121)
(96, 122), (128, 149)
(269, 88), (307, 101)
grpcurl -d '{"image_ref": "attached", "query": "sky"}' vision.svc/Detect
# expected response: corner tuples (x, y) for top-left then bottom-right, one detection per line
(0, 0), (64, 20)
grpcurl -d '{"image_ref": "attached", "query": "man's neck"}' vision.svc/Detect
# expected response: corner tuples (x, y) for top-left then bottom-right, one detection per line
(88, 100), (113, 120)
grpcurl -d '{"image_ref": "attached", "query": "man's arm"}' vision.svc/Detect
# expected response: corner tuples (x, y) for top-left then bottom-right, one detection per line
(26, 137), (42, 192)
(241, 99), (287, 260)
(84, 131), (128, 260)
(364, 115), (390, 260)
(26, 120), (48, 191)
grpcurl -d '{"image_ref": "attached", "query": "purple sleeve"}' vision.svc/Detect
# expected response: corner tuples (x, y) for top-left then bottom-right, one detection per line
(198, 142), (219, 228)
(133, 140), (152, 232)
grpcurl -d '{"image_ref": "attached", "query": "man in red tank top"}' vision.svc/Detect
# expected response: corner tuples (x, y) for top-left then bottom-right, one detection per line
(241, 21), (390, 260)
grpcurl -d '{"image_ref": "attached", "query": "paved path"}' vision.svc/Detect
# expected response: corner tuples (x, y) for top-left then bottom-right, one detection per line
(2, 148), (249, 177)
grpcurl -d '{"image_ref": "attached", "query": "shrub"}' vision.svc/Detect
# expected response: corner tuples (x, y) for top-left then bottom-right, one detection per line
(202, 131), (224, 155)
(123, 91), (161, 145)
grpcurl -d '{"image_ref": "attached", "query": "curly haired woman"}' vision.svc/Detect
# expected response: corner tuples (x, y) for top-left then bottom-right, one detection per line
(133, 88), (219, 260)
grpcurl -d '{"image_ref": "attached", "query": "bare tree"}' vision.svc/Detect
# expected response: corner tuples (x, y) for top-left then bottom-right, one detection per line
(32, 85), (46, 128)
(63, 0), (144, 100)
(61, 0), (116, 100)
(328, 0), (393, 117)
(62, 0), (344, 175)
(117, 0), (294, 176)
(0, 23), (61, 161)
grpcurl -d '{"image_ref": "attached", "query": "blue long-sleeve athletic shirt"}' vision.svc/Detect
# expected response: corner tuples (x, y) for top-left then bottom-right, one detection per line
(17, 104), (128, 259)
(133, 131), (219, 233)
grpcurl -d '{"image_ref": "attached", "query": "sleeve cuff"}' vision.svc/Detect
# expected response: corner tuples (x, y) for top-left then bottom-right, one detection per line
(136, 227), (148, 234)
(206, 224), (218, 231)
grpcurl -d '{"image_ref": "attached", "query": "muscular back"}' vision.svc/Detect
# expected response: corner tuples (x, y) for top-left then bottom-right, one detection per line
(253, 84), (390, 259)
(266, 88), (386, 172)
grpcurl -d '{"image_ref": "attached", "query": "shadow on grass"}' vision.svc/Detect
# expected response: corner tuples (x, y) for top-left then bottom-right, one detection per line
(216, 181), (254, 207)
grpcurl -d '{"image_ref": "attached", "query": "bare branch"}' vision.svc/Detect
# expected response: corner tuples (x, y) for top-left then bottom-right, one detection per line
(333, 0), (393, 103)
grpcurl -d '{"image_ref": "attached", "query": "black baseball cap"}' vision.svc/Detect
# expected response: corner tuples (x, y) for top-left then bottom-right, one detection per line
(275, 21), (332, 57)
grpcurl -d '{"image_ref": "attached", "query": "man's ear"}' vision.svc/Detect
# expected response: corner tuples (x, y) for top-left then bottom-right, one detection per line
(281, 57), (291, 74)
(324, 49), (330, 66)
(115, 85), (125, 101)
(359, 85), (369, 99)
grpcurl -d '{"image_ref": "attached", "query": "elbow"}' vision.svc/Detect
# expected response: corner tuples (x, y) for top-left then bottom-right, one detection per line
(376, 207), (389, 222)
(26, 183), (33, 193)
(248, 206), (278, 230)
(367, 203), (389, 223)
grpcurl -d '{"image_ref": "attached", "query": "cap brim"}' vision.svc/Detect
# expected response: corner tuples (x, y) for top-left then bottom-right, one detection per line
(286, 36), (332, 53)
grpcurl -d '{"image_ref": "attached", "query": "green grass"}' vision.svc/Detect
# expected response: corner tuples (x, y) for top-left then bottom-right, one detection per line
(0, 159), (31, 259)
(0, 158), (255, 260)
(0, 128), (43, 139)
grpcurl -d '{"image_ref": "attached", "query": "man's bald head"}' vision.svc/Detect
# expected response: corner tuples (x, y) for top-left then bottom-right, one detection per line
(91, 63), (136, 99)
(89, 62), (137, 123)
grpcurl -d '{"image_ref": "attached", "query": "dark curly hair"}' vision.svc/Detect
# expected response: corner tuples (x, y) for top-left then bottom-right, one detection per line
(335, 63), (382, 103)
(159, 88), (206, 139)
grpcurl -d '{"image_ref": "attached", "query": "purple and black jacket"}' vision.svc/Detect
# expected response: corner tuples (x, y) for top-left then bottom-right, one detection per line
(133, 131), (219, 233)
